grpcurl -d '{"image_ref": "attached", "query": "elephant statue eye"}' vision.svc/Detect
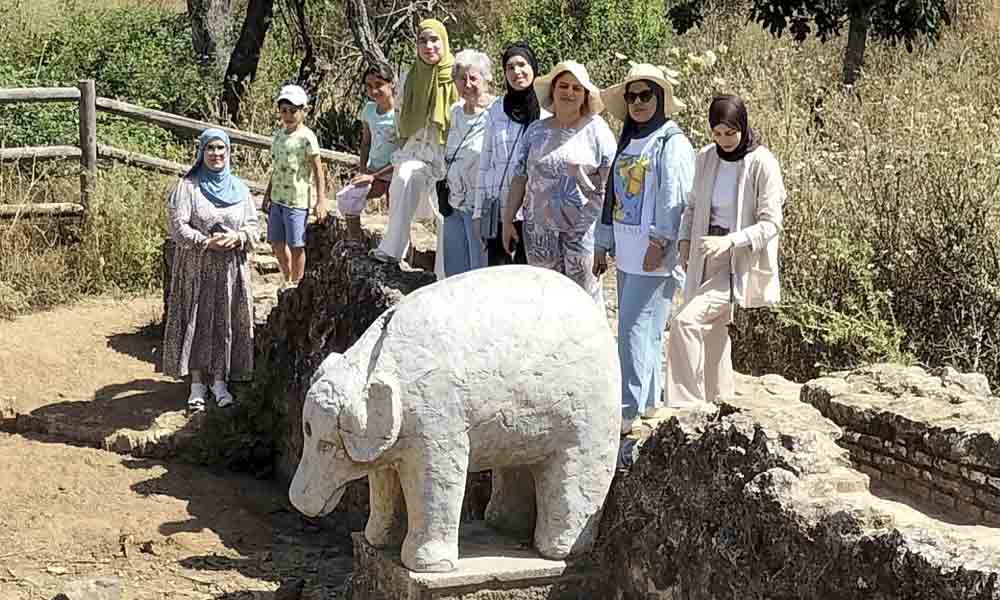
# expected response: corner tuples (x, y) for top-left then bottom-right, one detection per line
(318, 440), (336, 454)
(304, 422), (312, 437)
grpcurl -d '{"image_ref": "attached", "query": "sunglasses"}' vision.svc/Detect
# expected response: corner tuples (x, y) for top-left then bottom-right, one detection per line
(624, 90), (655, 105)
(205, 144), (227, 152)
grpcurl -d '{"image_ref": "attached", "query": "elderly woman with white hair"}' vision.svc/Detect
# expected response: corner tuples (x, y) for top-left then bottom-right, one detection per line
(502, 61), (617, 302)
(439, 49), (495, 275)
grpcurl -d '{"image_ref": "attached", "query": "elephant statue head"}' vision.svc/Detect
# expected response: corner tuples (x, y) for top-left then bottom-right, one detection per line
(288, 349), (402, 518)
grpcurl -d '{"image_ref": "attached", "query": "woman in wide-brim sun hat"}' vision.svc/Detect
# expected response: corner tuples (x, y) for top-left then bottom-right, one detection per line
(593, 63), (695, 436)
(531, 60), (605, 115)
(501, 60), (617, 305)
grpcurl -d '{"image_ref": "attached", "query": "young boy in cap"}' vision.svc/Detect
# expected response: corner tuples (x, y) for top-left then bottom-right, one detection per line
(262, 83), (328, 289)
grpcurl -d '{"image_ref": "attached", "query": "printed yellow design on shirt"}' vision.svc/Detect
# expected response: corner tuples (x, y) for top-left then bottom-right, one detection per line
(613, 155), (649, 224)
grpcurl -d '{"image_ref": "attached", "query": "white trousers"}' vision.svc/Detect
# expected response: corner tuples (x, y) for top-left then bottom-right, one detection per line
(376, 129), (446, 280)
(666, 251), (734, 408)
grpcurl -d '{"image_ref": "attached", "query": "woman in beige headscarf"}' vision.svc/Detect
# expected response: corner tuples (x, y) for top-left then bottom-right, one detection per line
(370, 18), (459, 273)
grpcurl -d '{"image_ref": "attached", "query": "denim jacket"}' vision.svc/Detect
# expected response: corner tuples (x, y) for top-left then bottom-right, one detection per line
(595, 122), (695, 262)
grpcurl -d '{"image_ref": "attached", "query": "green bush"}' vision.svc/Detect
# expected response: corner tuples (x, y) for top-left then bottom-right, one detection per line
(0, 4), (210, 155)
(471, 0), (673, 85)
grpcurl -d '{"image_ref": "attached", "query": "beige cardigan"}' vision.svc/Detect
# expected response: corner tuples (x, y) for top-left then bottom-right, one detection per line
(678, 144), (786, 307)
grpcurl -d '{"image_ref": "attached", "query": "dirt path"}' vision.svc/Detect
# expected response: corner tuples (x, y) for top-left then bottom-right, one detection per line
(0, 296), (351, 599)
(0, 295), (176, 417)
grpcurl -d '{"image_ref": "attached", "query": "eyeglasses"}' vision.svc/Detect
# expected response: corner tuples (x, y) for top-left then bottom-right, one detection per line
(624, 90), (654, 105)
(205, 144), (227, 153)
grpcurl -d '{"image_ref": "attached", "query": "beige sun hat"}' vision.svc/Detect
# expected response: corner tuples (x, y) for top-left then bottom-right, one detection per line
(533, 60), (605, 116)
(602, 63), (685, 122)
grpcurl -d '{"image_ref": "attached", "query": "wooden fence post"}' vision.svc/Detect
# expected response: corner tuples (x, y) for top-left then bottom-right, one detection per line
(78, 79), (97, 213)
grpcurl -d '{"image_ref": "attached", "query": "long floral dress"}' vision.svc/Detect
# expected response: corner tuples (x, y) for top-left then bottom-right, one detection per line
(162, 177), (258, 381)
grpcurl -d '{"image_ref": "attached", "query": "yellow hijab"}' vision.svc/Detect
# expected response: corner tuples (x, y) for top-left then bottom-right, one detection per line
(398, 19), (458, 145)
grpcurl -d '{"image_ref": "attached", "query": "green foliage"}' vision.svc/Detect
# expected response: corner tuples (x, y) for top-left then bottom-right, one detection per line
(667, 0), (952, 51)
(478, 0), (673, 84)
(0, 3), (211, 154)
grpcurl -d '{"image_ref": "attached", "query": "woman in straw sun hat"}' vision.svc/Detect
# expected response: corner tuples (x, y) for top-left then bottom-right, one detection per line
(594, 63), (695, 435)
(502, 60), (617, 304)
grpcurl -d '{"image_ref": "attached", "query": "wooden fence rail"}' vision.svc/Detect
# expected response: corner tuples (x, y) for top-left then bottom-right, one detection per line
(0, 79), (358, 218)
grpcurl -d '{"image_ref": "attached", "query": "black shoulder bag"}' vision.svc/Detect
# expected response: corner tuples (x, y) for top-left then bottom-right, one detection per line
(437, 109), (486, 218)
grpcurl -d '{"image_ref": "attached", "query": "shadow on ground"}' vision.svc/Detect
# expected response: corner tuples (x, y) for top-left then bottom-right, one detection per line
(123, 457), (358, 598)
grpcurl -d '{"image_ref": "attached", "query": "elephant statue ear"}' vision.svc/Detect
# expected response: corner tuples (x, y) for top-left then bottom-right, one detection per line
(339, 373), (402, 463)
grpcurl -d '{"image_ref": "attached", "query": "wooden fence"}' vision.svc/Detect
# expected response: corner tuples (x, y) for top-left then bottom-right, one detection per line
(0, 79), (359, 219)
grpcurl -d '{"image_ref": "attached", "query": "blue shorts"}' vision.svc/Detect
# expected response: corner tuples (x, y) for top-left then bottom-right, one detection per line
(268, 203), (308, 248)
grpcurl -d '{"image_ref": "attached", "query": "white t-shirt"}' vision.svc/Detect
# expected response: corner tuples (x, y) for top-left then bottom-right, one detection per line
(710, 160), (740, 230)
(445, 103), (488, 163)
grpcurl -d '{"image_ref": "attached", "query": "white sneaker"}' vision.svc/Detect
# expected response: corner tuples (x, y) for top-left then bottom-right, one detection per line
(188, 383), (207, 413)
(211, 381), (235, 408)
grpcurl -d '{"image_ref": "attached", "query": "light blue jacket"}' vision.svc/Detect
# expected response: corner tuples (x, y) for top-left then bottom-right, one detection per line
(596, 122), (695, 268)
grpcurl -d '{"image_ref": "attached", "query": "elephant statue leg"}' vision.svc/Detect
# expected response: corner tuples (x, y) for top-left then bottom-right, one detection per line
(531, 446), (615, 559)
(365, 466), (407, 548)
(485, 466), (536, 538)
(398, 441), (469, 572)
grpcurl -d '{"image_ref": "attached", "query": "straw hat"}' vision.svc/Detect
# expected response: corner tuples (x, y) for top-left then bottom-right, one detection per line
(601, 63), (684, 121)
(533, 61), (604, 116)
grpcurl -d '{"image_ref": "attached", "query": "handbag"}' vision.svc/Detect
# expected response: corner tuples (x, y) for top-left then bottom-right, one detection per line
(438, 109), (487, 218)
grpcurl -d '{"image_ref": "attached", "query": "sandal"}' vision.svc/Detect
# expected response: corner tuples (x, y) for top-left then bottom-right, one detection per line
(211, 381), (236, 408)
(188, 383), (207, 413)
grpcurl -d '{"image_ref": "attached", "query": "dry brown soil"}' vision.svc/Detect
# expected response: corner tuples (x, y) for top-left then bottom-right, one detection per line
(0, 296), (351, 600)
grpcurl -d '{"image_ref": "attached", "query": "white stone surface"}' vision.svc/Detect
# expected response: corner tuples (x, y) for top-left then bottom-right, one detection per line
(289, 265), (622, 572)
(54, 577), (122, 600)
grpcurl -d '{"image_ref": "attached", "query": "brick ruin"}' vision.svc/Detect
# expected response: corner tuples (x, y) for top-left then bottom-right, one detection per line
(803, 364), (1000, 525)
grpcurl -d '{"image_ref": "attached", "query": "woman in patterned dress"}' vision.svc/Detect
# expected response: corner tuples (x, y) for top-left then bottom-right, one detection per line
(501, 60), (617, 305)
(163, 129), (258, 413)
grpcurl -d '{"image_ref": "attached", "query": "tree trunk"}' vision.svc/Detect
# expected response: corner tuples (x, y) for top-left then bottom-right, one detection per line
(842, 7), (871, 86)
(344, 0), (391, 72)
(221, 0), (274, 124)
(187, 0), (232, 73)
(289, 0), (324, 101)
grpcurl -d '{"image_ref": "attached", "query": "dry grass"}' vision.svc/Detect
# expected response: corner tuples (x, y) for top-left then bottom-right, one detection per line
(19, 0), (186, 31)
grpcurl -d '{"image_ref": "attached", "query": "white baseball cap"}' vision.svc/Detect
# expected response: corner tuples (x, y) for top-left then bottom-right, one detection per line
(277, 84), (309, 107)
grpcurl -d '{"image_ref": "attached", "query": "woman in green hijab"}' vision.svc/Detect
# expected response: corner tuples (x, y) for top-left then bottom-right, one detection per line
(371, 18), (459, 274)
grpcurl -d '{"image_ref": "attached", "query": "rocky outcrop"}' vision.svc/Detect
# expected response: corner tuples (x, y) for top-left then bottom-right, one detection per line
(593, 374), (1000, 599)
(252, 217), (436, 481)
(802, 363), (1000, 524)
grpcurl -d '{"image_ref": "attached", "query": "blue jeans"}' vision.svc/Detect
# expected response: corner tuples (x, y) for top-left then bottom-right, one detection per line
(443, 210), (486, 276)
(617, 270), (675, 420)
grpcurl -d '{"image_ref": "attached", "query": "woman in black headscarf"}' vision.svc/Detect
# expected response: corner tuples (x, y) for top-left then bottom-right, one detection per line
(471, 41), (545, 266)
(667, 94), (787, 408)
(593, 64), (695, 434)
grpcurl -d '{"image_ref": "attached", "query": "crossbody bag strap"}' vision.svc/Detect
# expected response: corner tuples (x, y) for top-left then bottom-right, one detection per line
(496, 123), (526, 195)
(444, 108), (487, 178)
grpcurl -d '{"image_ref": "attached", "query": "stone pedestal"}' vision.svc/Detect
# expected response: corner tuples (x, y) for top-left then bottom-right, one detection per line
(349, 522), (602, 600)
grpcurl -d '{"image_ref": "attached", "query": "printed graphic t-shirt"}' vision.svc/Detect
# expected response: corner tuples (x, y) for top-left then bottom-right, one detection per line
(612, 133), (670, 275)
(271, 126), (320, 209)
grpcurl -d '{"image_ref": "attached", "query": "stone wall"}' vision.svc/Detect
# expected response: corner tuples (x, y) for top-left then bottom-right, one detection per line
(592, 374), (1000, 599)
(802, 364), (1000, 524)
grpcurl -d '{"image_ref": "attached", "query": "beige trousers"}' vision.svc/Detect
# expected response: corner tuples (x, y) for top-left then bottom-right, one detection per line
(666, 252), (735, 407)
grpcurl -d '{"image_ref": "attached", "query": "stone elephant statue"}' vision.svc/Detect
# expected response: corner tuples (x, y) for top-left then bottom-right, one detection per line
(289, 265), (621, 572)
